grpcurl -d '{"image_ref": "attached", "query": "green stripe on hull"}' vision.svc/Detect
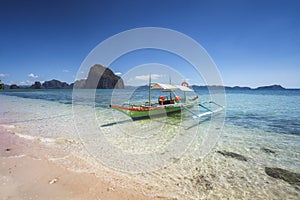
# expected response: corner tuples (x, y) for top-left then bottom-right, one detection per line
(112, 105), (182, 120)
(130, 106), (181, 119)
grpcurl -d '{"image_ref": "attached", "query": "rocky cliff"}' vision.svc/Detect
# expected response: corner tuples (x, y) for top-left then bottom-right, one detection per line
(75, 64), (124, 89)
(30, 81), (43, 89)
(9, 84), (20, 89)
(4, 65), (124, 90)
(42, 79), (70, 89)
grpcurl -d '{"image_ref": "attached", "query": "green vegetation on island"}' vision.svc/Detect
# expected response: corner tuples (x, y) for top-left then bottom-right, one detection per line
(0, 80), (4, 90)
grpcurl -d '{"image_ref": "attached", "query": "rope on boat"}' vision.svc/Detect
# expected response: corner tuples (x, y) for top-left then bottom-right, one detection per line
(198, 103), (213, 112)
(209, 101), (224, 108)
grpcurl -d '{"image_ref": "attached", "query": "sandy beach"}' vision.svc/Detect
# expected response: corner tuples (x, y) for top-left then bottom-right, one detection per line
(0, 127), (169, 200)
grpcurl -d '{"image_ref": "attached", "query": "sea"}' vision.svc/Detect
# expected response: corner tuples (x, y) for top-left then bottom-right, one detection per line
(0, 88), (300, 199)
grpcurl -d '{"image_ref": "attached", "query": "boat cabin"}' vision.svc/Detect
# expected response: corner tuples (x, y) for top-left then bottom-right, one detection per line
(158, 95), (181, 105)
(151, 83), (192, 105)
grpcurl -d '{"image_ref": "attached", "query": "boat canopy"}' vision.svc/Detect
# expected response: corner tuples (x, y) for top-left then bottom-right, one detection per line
(151, 83), (193, 92)
(174, 85), (194, 92)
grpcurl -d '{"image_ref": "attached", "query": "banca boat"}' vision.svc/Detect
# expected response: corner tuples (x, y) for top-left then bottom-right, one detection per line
(110, 79), (224, 120)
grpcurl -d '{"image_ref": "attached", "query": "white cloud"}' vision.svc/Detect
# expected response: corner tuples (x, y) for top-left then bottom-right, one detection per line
(63, 69), (69, 73)
(0, 73), (9, 77)
(28, 73), (38, 78)
(135, 74), (163, 81)
(115, 72), (122, 75)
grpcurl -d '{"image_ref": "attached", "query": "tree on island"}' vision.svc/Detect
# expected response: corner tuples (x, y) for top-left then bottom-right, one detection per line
(0, 80), (4, 90)
(9, 84), (20, 89)
(30, 81), (43, 89)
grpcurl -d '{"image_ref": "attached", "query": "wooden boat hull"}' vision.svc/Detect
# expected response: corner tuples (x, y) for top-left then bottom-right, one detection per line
(110, 104), (182, 120)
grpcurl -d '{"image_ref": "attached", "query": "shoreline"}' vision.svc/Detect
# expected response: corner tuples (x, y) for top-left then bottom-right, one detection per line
(1, 93), (299, 199)
(0, 128), (169, 200)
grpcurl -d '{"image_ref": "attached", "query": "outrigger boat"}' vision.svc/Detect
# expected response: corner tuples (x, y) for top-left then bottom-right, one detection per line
(109, 77), (224, 120)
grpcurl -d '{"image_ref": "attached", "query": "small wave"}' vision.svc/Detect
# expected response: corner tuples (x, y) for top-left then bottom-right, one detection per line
(15, 133), (36, 140)
(48, 155), (71, 161)
(5, 154), (27, 159)
(14, 133), (79, 144)
(15, 133), (56, 143)
(0, 124), (16, 129)
(37, 137), (57, 143)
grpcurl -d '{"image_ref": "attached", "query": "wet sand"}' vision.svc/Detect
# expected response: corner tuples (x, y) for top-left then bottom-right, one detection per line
(0, 128), (169, 200)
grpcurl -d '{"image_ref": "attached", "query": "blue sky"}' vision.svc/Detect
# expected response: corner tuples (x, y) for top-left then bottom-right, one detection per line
(0, 0), (299, 88)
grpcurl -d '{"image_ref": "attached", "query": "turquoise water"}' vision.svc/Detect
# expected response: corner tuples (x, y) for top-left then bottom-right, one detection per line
(1, 88), (300, 199)
(3, 88), (300, 135)
(226, 90), (300, 136)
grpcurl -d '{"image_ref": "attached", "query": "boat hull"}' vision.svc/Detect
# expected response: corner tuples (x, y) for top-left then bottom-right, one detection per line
(110, 104), (182, 120)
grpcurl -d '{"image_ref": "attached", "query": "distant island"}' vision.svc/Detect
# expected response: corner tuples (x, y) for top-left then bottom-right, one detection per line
(254, 85), (285, 90)
(0, 65), (295, 91)
(2, 64), (124, 90)
(131, 84), (289, 91)
(73, 64), (124, 89)
(192, 84), (286, 90)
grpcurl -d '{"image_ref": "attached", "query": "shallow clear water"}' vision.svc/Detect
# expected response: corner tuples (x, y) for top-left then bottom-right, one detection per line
(1, 88), (300, 199)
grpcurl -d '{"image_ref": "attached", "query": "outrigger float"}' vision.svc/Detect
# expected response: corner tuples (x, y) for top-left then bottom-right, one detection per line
(109, 77), (224, 120)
